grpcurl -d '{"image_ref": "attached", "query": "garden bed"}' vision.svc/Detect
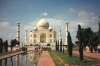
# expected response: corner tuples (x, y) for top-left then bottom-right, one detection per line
(49, 51), (100, 66)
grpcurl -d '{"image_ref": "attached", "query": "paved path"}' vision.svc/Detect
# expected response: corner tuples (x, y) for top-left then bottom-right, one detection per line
(37, 51), (56, 66)
(0, 51), (25, 60)
(73, 51), (100, 60)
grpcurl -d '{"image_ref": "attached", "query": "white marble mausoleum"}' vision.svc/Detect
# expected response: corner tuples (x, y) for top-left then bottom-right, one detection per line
(29, 17), (56, 46)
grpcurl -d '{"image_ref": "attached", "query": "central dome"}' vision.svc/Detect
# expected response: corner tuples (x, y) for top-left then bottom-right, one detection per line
(37, 18), (49, 29)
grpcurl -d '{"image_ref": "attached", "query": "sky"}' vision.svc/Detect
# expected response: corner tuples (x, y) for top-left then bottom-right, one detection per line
(0, 0), (100, 45)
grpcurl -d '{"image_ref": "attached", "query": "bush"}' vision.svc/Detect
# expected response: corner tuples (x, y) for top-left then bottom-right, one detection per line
(43, 47), (51, 51)
(47, 43), (50, 46)
(19, 47), (27, 51)
(16, 49), (20, 51)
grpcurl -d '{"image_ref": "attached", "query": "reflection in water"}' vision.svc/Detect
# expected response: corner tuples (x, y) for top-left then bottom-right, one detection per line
(20, 54), (23, 60)
(16, 55), (19, 66)
(10, 56), (13, 66)
(5, 58), (7, 66)
(0, 60), (2, 66)
(29, 52), (40, 66)
(24, 54), (27, 64)
(1, 51), (40, 66)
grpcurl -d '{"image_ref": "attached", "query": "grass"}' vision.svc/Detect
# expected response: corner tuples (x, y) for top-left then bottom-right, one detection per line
(0, 51), (18, 56)
(49, 51), (100, 66)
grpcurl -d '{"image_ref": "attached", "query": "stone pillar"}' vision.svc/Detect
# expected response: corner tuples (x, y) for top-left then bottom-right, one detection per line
(16, 22), (20, 42)
(66, 22), (68, 45)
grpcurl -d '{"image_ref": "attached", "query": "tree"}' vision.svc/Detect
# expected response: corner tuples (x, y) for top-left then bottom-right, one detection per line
(5, 40), (8, 53)
(16, 41), (20, 45)
(0, 38), (3, 54)
(77, 24), (83, 61)
(60, 39), (62, 52)
(68, 32), (73, 57)
(98, 22), (100, 44)
(55, 40), (57, 51)
(10, 39), (14, 51)
(63, 44), (64, 54)
(75, 41), (79, 44)
(76, 27), (94, 46)
(13, 39), (17, 46)
(58, 40), (59, 51)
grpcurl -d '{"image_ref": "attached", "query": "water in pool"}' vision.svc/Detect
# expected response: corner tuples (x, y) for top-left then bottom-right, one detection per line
(0, 51), (40, 66)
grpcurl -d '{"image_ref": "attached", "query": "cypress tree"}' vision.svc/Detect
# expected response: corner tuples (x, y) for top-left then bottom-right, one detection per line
(78, 24), (83, 61)
(60, 39), (62, 52)
(10, 39), (14, 51)
(0, 38), (2, 54)
(68, 32), (73, 57)
(58, 40), (59, 51)
(98, 22), (100, 44)
(3, 41), (6, 52)
(55, 40), (57, 51)
(63, 44), (64, 54)
(0, 38), (3, 54)
(5, 40), (8, 53)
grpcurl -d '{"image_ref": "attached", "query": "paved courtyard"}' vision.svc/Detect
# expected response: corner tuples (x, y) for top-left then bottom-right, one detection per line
(73, 51), (100, 60)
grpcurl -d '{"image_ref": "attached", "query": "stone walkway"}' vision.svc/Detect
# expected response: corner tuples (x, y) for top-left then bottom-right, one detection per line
(37, 51), (56, 66)
(73, 51), (100, 60)
(0, 51), (25, 60)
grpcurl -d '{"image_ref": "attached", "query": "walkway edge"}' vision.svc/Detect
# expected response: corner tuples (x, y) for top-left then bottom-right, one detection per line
(0, 51), (25, 60)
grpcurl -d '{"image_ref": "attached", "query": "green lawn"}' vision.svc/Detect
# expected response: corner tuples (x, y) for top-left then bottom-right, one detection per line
(0, 51), (18, 56)
(49, 51), (100, 66)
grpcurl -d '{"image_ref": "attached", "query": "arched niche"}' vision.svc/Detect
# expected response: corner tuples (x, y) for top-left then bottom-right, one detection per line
(40, 33), (46, 43)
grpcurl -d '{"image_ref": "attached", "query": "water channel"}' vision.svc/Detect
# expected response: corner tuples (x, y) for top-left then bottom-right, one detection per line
(0, 51), (40, 66)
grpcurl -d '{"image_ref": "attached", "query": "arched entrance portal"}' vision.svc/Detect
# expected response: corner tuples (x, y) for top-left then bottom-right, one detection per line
(40, 33), (46, 43)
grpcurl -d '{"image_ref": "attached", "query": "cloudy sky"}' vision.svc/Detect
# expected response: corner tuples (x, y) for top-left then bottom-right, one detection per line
(0, 0), (100, 44)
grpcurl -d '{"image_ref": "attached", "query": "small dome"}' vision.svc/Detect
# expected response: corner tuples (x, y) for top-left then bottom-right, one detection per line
(37, 18), (49, 28)
(33, 27), (37, 31)
(49, 27), (52, 29)
(49, 27), (53, 31)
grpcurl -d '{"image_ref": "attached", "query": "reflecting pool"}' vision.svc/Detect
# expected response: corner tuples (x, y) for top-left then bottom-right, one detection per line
(0, 51), (40, 66)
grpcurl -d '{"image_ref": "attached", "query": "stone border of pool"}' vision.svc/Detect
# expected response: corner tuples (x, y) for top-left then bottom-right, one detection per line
(0, 51), (25, 60)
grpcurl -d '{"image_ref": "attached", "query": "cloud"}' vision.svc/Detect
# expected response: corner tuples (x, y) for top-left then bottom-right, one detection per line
(0, 21), (9, 26)
(41, 12), (48, 17)
(78, 10), (87, 17)
(0, 22), (16, 44)
(69, 8), (76, 13)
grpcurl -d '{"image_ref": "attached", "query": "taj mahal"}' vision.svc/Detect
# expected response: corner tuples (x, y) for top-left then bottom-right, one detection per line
(16, 17), (68, 46)
(29, 17), (56, 46)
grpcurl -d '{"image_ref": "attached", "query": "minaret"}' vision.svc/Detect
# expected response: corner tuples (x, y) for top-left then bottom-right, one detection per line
(59, 29), (61, 44)
(16, 22), (20, 42)
(25, 29), (27, 44)
(66, 22), (68, 45)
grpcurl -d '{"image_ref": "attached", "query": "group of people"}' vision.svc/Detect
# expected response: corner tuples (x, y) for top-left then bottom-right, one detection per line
(34, 43), (44, 51)
(86, 45), (100, 55)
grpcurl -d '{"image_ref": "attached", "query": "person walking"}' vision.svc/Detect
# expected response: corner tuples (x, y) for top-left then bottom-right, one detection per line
(90, 46), (93, 53)
(86, 46), (90, 52)
(97, 44), (100, 55)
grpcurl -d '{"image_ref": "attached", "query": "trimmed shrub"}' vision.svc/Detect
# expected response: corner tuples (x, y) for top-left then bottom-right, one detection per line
(43, 47), (51, 51)
(19, 47), (27, 51)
